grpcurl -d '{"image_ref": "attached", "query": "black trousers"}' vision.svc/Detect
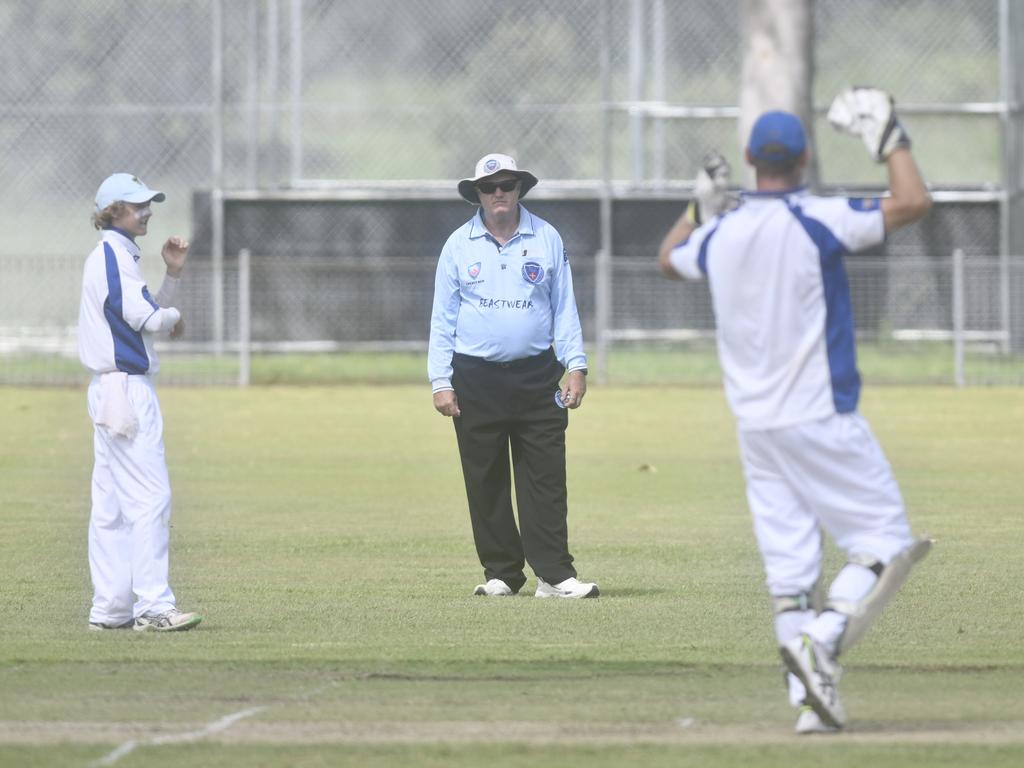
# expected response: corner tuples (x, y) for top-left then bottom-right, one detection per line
(451, 348), (577, 592)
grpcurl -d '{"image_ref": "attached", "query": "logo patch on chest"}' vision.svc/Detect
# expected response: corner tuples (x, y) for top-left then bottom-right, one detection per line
(521, 261), (544, 284)
(467, 262), (481, 279)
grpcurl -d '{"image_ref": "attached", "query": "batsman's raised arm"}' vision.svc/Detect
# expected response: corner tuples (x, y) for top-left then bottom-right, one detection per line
(658, 150), (734, 279)
(827, 86), (931, 233)
(658, 211), (697, 279)
(881, 147), (931, 233)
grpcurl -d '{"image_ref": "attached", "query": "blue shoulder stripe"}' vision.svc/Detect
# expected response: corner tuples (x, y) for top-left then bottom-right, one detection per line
(102, 243), (150, 375)
(696, 222), (721, 276)
(786, 204), (860, 413)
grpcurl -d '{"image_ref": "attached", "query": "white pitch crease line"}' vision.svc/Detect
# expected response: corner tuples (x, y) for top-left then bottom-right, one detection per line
(87, 740), (137, 767)
(86, 706), (265, 767)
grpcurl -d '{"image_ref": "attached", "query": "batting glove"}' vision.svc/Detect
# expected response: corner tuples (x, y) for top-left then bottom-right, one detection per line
(827, 86), (912, 163)
(689, 150), (736, 226)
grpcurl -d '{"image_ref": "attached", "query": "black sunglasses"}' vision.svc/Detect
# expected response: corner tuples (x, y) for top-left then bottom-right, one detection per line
(476, 179), (520, 194)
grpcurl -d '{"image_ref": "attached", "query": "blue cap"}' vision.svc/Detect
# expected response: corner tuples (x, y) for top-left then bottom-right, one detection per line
(94, 173), (165, 212)
(747, 111), (806, 163)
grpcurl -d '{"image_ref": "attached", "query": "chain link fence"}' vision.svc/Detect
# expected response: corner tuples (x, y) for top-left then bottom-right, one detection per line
(1, 0), (1022, 386)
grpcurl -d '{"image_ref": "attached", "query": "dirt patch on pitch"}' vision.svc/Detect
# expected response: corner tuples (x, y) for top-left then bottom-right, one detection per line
(4, 719), (1024, 746)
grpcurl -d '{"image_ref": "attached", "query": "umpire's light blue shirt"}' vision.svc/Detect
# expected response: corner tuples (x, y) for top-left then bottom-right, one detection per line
(428, 205), (587, 392)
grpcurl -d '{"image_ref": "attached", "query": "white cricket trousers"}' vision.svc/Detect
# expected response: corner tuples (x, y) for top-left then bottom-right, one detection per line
(87, 375), (176, 624)
(737, 411), (914, 598)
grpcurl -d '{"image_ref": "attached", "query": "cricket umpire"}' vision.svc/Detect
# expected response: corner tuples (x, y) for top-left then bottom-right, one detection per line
(428, 153), (599, 599)
(78, 173), (202, 632)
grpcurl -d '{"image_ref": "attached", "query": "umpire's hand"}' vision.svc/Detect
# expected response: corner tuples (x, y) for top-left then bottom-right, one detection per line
(560, 370), (587, 409)
(434, 390), (461, 418)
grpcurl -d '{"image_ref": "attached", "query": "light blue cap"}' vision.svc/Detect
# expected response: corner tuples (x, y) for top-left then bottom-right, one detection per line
(94, 173), (165, 212)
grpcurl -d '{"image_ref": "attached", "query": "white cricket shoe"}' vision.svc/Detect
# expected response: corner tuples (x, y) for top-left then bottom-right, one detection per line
(473, 578), (513, 596)
(780, 634), (845, 729)
(535, 577), (599, 599)
(795, 705), (840, 735)
(133, 608), (203, 632)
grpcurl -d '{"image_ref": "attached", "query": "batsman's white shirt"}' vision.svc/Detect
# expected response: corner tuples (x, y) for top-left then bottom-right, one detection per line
(79, 229), (172, 375)
(669, 187), (912, 599)
(668, 188), (885, 431)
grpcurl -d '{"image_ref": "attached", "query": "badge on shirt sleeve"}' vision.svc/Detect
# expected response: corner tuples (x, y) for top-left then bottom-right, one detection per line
(522, 261), (544, 284)
(848, 198), (881, 212)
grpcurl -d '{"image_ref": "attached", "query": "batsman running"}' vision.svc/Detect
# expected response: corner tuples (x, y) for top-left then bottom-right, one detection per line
(657, 88), (932, 733)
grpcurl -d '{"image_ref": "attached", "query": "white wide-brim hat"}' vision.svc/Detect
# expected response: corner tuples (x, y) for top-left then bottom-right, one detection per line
(457, 153), (539, 205)
(95, 173), (166, 212)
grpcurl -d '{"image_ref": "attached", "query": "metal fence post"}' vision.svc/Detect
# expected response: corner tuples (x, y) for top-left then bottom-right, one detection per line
(999, 0), (1013, 354)
(245, 0), (260, 188)
(211, 0), (225, 355)
(239, 249), (251, 386)
(266, 0), (281, 185)
(952, 248), (965, 387)
(628, 0), (646, 186)
(290, 0), (304, 184)
(595, 0), (613, 383)
(651, 0), (666, 186)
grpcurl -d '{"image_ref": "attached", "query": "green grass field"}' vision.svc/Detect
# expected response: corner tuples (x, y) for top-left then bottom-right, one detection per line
(2, 385), (1023, 767)
(5, 340), (1024, 387)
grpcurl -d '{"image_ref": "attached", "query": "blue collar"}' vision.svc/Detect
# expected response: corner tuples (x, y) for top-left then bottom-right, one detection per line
(469, 204), (537, 241)
(102, 228), (143, 262)
(105, 226), (137, 243)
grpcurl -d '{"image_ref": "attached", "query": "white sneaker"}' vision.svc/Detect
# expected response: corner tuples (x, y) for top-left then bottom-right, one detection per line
(133, 608), (203, 632)
(780, 634), (845, 729)
(473, 578), (513, 596)
(795, 705), (840, 735)
(535, 577), (599, 599)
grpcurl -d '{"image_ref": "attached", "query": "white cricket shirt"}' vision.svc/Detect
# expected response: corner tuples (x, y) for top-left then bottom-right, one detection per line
(79, 229), (166, 375)
(668, 188), (885, 430)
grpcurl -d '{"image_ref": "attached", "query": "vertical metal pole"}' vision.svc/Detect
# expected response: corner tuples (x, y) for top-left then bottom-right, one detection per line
(245, 0), (259, 188)
(289, 0), (304, 184)
(211, 0), (225, 355)
(238, 249), (251, 386)
(952, 249), (965, 387)
(651, 0), (666, 186)
(266, 0), (280, 185)
(595, 0), (614, 384)
(628, 0), (646, 186)
(998, 0), (1012, 353)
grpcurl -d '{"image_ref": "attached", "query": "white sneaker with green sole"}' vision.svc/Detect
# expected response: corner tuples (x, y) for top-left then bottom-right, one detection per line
(133, 609), (203, 632)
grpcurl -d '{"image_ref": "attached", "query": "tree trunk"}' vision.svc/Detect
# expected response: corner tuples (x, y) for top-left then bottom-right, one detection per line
(739, 0), (817, 188)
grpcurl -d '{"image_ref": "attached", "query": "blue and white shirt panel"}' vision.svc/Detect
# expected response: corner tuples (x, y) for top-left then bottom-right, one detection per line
(668, 189), (885, 430)
(78, 229), (163, 375)
(428, 206), (587, 391)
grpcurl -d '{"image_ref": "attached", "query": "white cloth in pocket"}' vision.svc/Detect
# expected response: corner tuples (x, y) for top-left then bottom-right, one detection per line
(96, 371), (139, 439)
